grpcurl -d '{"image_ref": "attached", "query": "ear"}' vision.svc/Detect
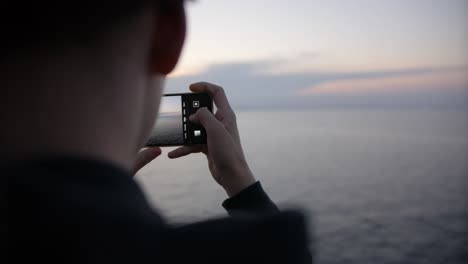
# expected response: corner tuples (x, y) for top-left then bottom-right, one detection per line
(149, 3), (186, 75)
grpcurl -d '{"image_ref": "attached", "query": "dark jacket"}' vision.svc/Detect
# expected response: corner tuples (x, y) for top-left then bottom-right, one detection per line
(6, 157), (312, 263)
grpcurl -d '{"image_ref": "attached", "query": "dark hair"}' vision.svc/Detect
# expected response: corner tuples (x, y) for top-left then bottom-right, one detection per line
(1, 1), (184, 59)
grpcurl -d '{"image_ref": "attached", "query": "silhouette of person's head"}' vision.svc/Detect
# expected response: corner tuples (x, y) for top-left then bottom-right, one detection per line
(1, 1), (187, 169)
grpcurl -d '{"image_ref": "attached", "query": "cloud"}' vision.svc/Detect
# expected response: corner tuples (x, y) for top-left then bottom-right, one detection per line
(165, 59), (468, 110)
(296, 67), (468, 95)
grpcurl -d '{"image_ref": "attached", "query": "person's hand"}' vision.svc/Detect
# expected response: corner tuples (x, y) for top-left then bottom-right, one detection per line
(168, 82), (256, 197)
(132, 147), (162, 176)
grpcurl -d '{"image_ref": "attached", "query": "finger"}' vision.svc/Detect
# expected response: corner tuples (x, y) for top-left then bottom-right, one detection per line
(189, 108), (225, 138)
(190, 82), (233, 112)
(215, 109), (241, 144)
(168, 145), (203, 159)
(133, 147), (162, 174)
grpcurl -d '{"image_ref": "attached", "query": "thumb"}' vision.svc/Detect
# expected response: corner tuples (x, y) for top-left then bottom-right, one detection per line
(133, 147), (162, 175)
(189, 107), (223, 135)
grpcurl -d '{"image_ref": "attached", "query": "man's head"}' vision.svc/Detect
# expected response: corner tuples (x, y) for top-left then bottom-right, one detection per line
(1, 1), (187, 169)
(2, 1), (186, 71)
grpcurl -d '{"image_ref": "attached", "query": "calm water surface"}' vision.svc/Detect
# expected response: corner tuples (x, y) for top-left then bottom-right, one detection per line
(137, 109), (468, 264)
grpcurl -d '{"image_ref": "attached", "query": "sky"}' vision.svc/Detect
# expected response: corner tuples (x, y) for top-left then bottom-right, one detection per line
(159, 96), (181, 114)
(165, 0), (468, 109)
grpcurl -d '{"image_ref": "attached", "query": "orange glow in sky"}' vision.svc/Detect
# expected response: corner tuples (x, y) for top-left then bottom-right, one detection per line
(296, 68), (468, 96)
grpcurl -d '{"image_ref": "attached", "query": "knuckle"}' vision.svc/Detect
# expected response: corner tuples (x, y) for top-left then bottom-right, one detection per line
(231, 111), (237, 121)
(224, 109), (236, 122)
(205, 81), (221, 88)
(224, 117), (237, 131)
(216, 86), (225, 95)
(210, 84), (224, 94)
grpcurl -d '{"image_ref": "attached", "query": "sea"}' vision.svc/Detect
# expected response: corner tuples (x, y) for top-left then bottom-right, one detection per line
(136, 109), (468, 264)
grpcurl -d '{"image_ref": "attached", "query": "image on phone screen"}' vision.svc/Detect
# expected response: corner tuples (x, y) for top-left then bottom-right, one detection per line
(146, 93), (213, 146)
(148, 96), (183, 145)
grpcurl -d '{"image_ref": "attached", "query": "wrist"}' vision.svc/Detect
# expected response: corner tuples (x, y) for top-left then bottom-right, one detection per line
(222, 166), (256, 197)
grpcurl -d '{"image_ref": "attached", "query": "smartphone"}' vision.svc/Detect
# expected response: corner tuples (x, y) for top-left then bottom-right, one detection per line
(146, 93), (213, 146)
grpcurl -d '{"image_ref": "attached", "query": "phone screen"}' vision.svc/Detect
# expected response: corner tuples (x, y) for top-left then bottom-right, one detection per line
(146, 93), (212, 146)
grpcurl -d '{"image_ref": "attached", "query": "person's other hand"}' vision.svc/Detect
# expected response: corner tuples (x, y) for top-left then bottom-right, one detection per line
(133, 147), (162, 176)
(168, 82), (256, 197)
